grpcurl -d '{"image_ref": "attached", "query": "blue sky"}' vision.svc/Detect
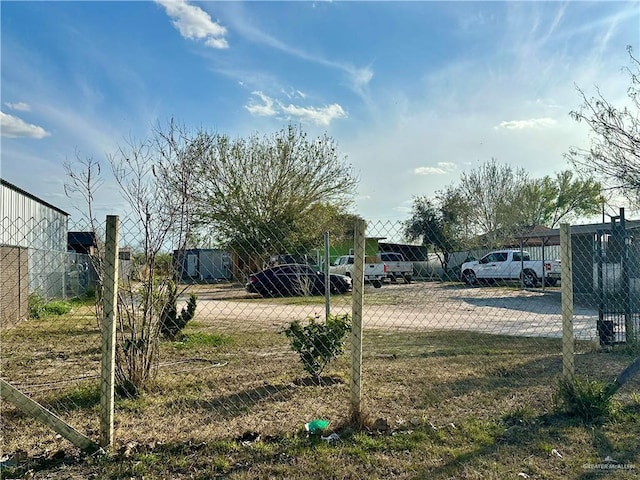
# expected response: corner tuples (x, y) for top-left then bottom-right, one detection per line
(1, 1), (639, 227)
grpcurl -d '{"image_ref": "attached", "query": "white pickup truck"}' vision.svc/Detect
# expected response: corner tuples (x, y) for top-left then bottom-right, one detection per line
(378, 252), (413, 283)
(460, 249), (561, 288)
(330, 255), (386, 288)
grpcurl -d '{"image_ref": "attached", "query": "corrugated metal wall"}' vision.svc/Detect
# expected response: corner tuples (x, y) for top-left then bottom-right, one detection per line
(1, 180), (69, 299)
(1, 181), (68, 251)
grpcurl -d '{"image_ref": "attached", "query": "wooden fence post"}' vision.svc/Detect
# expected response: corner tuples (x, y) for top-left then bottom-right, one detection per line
(560, 223), (575, 381)
(100, 215), (119, 448)
(350, 219), (366, 421)
(1, 379), (100, 453)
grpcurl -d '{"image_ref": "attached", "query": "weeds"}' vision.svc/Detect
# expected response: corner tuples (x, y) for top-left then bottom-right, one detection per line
(28, 293), (72, 319)
(172, 332), (231, 350)
(556, 376), (617, 422)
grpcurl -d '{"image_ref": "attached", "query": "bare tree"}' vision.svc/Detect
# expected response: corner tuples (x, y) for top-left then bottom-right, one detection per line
(456, 158), (529, 246)
(64, 155), (105, 323)
(65, 124), (199, 397)
(566, 46), (640, 205)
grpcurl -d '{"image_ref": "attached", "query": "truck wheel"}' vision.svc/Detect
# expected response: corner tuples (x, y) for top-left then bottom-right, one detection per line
(545, 278), (558, 287)
(462, 270), (477, 285)
(404, 275), (412, 284)
(521, 270), (538, 288)
(372, 280), (382, 288)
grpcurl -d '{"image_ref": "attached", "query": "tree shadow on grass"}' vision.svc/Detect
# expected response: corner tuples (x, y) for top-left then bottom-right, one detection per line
(168, 383), (296, 420)
(293, 375), (344, 387)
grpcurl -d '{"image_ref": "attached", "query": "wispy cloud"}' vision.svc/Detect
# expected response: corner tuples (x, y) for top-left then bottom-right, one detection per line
(156, 0), (228, 49)
(280, 103), (346, 126)
(414, 162), (457, 175)
(222, 7), (373, 97)
(4, 101), (31, 112)
(496, 118), (557, 130)
(0, 112), (50, 138)
(245, 91), (277, 117)
(245, 91), (346, 126)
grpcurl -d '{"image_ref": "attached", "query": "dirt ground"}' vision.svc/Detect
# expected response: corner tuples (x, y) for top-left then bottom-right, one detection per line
(182, 281), (600, 341)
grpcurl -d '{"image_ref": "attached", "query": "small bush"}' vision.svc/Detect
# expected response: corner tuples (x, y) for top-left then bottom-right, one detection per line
(28, 294), (72, 318)
(28, 293), (47, 319)
(556, 377), (616, 422)
(282, 313), (351, 381)
(159, 282), (197, 340)
(44, 300), (72, 316)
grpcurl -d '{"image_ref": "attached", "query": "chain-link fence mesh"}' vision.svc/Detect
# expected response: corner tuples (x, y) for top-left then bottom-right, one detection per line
(2, 214), (639, 457)
(1, 217), (103, 454)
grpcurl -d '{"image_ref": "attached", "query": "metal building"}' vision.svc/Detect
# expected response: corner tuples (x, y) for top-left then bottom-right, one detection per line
(173, 248), (233, 283)
(1, 179), (69, 327)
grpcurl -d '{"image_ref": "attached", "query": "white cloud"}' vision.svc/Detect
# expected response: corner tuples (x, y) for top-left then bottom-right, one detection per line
(349, 66), (374, 93)
(496, 118), (557, 130)
(414, 166), (447, 175)
(5, 102), (31, 112)
(393, 205), (412, 213)
(279, 103), (346, 126)
(223, 9), (373, 96)
(413, 162), (457, 175)
(0, 112), (50, 138)
(245, 91), (347, 126)
(245, 91), (277, 117)
(437, 162), (457, 171)
(156, 0), (228, 49)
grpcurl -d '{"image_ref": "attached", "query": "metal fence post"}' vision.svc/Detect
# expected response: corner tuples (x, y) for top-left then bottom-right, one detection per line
(100, 215), (119, 448)
(560, 223), (575, 381)
(350, 219), (366, 420)
(324, 231), (330, 322)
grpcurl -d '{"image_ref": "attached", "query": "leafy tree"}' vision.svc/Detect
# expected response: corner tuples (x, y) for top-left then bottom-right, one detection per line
(566, 47), (640, 205)
(515, 171), (602, 229)
(403, 192), (470, 271)
(165, 125), (357, 266)
(408, 161), (603, 255)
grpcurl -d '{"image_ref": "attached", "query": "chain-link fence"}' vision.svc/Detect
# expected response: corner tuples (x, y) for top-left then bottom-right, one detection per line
(2, 214), (639, 458)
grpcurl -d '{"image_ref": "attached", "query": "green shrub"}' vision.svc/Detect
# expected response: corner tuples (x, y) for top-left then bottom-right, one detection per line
(282, 313), (351, 380)
(556, 377), (616, 422)
(28, 293), (47, 319)
(159, 282), (197, 340)
(28, 294), (71, 318)
(44, 300), (72, 316)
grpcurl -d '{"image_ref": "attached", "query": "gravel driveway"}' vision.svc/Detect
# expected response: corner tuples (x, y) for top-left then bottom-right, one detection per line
(184, 281), (599, 341)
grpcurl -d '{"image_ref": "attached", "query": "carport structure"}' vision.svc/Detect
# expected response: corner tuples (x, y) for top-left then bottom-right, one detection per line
(519, 211), (640, 346)
(518, 212), (640, 297)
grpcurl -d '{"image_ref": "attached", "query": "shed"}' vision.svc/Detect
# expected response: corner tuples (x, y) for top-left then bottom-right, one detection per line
(1, 179), (69, 327)
(174, 248), (233, 283)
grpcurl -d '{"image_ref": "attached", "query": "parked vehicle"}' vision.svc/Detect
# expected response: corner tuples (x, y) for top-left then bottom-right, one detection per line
(330, 255), (386, 288)
(246, 263), (352, 297)
(378, 252), (413, 283)
(460, 249), (561, 288)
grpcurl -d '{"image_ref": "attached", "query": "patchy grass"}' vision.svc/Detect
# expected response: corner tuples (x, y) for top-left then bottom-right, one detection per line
(2, 291), (639, 479)
(171, 332), (233, 350)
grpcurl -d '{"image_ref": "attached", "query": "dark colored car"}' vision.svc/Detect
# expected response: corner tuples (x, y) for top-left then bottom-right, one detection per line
(246, 263), (352, 297)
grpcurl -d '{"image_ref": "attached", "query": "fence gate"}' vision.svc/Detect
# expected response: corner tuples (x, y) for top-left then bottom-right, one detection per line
(596, 208), (640, 346)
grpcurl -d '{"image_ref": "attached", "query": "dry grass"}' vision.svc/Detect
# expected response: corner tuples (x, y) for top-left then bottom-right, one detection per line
(1, 285), (639, 479)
